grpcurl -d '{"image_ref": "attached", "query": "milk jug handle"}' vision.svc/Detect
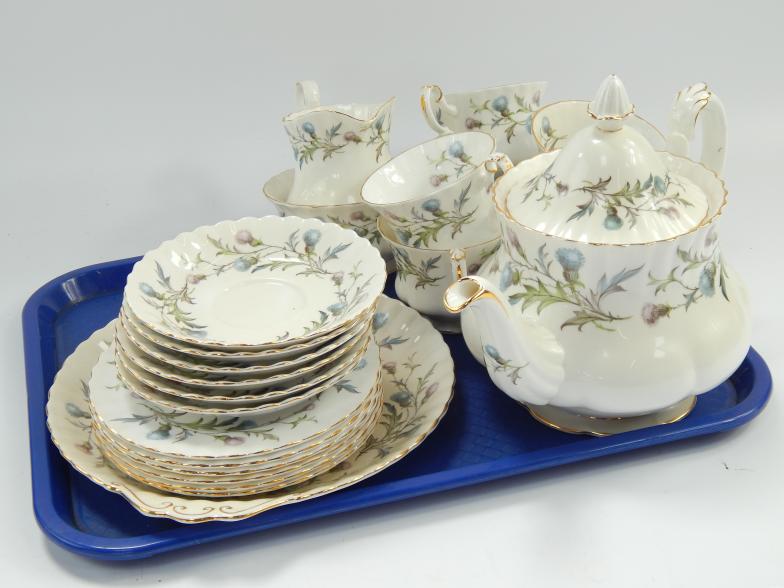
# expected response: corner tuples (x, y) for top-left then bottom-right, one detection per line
(295, 80), (321, 110)
(420, 85), (456, 134)
(666, 83), (727, 175)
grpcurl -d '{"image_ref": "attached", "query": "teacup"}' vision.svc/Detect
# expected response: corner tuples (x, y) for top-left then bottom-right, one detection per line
(420, 81), (547, 164)
(283, 80), (395, 206)
(262, 169), (392, 269)
(361, 131), (511, 249)
(378, 218), (500, 332)
(530, 99), (666, 152)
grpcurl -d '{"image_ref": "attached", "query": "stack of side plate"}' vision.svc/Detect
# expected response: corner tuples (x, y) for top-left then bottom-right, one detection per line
(85, 216), (389, 496)
(87, 333), (383, 495)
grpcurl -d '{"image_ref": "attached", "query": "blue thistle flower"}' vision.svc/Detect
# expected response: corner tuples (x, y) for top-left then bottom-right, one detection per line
(491, 96), (509, 112)
(421, 198), (441, 213)
(234, 419), (258, 430)
(303, 229), (321, 247)
(233, 258), (252, 272)
(653, 175), (667, 194)
(699, 263), (716, 297)
(499, 262), (514, 291)
(541, 116), (552, 135)
(448, 141), (465, 159)
(391, 390), (413, 406)
(327, 302), (346, 316)
(372, 311), (388, 331)
(555, 248), (585, 272)
(483, 344), (502, 363)
(395, 229), (411, 245)
(302, 121), (316, 136)
(146, 427), (170, 440)
(604, 214), (623, 230)
(139, 283), (157, 297)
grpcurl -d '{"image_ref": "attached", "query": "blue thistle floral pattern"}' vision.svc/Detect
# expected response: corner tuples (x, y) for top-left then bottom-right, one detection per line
(645, 230), (729, 325)
(362, 322), (438, 459)
(521, 166), (695, 229)
(483, 344), (528, 385)
(392, 249), (444, 289)
(138, 228), (372, 339)
(387, 182), (478, 248)
(427, 142), (478, 184)
(500, 237), (643, 331)
(468, 92), (541, 143)
(286, 114), (390, 168)
(537, 115), (567, 150)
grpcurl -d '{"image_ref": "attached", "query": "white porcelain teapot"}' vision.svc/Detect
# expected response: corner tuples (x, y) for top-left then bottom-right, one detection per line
(443, 75), (750, 435)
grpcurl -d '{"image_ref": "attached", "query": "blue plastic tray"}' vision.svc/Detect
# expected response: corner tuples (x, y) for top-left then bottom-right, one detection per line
(24, 257), (772, 560)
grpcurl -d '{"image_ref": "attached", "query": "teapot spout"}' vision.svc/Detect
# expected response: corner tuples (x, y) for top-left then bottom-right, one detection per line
(444, 276), (564, 406)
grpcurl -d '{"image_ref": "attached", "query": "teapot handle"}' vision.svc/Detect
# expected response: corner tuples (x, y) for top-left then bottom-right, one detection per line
(295, 80), (320, 110)
(420, 84), (457, 134)
(666, 83), (727, 175)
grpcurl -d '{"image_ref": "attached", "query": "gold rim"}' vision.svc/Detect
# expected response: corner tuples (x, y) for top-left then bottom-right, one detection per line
(116, 316), (372, 388)
(125, 217), (387, 349)
(124, 301), (374, 360)
(90, 374), (383, 468)
(92, 394), (384, 494)
(282, 96), (395, 124)
(360, 131), (497, 208)
(492, 151), (728, 247)
(47, 302), (455, 523)
(113, 332), (370, 403)
(523, 396), (696, 437)
(119, 307), (369, 375)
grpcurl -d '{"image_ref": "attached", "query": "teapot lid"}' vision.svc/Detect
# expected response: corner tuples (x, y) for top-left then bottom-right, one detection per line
(505, 75), (709, 244)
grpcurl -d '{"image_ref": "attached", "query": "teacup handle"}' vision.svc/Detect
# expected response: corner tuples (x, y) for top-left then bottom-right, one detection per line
(295, 80), (321, 110)
(483, 152), (515, 177)
(666, 82), (727, 175)
(420, 84), (457, 134)
(449, 248), (468, 280)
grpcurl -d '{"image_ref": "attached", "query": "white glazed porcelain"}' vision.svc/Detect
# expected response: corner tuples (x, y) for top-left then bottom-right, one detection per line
(444, 75), (749, 424)
(90, 337), (380, 460)
(124, 216), (386, 349)
(123, 302), (371, 362)
(420, 81), (547, 163)
(115, 321), (370, 391)
(263, 168), (392, 265)
(378, 218), (499, 324)
(283, 81), (394, 205)
(531, 81), (726, 176)
(361, 131), (510, 248)
(531, 99), (666, 152)
(47, 296), (454, 521)
(118, 308), (369, 376)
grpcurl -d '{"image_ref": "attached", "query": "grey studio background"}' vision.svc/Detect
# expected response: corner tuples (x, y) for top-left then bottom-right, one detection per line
(1, 1), (782, 586)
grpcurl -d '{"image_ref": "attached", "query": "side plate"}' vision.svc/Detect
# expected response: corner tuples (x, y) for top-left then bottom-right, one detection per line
(24, 257), (772, 560)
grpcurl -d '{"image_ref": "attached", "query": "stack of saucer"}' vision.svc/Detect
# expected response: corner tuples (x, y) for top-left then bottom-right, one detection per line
(88, 216), (388, 496)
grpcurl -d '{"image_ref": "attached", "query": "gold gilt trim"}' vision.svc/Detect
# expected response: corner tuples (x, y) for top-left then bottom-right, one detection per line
(442, 277), (500, 314)
(491, 151), (729, 248)
(522, 396), (696, 437)
(282, 96), (396, 124)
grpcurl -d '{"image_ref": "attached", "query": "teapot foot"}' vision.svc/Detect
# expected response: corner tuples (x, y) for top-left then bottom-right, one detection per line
(523, 396), (696, 437)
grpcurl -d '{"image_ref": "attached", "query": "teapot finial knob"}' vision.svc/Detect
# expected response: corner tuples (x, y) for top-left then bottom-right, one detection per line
(588, 74), (635, 131)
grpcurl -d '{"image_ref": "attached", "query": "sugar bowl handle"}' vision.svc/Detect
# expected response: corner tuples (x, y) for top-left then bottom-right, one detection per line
(295, 80), (321, 110)
(484, 152), (514, 176)
(667, 83), (727, 175)
(420, 84), (456, 134)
